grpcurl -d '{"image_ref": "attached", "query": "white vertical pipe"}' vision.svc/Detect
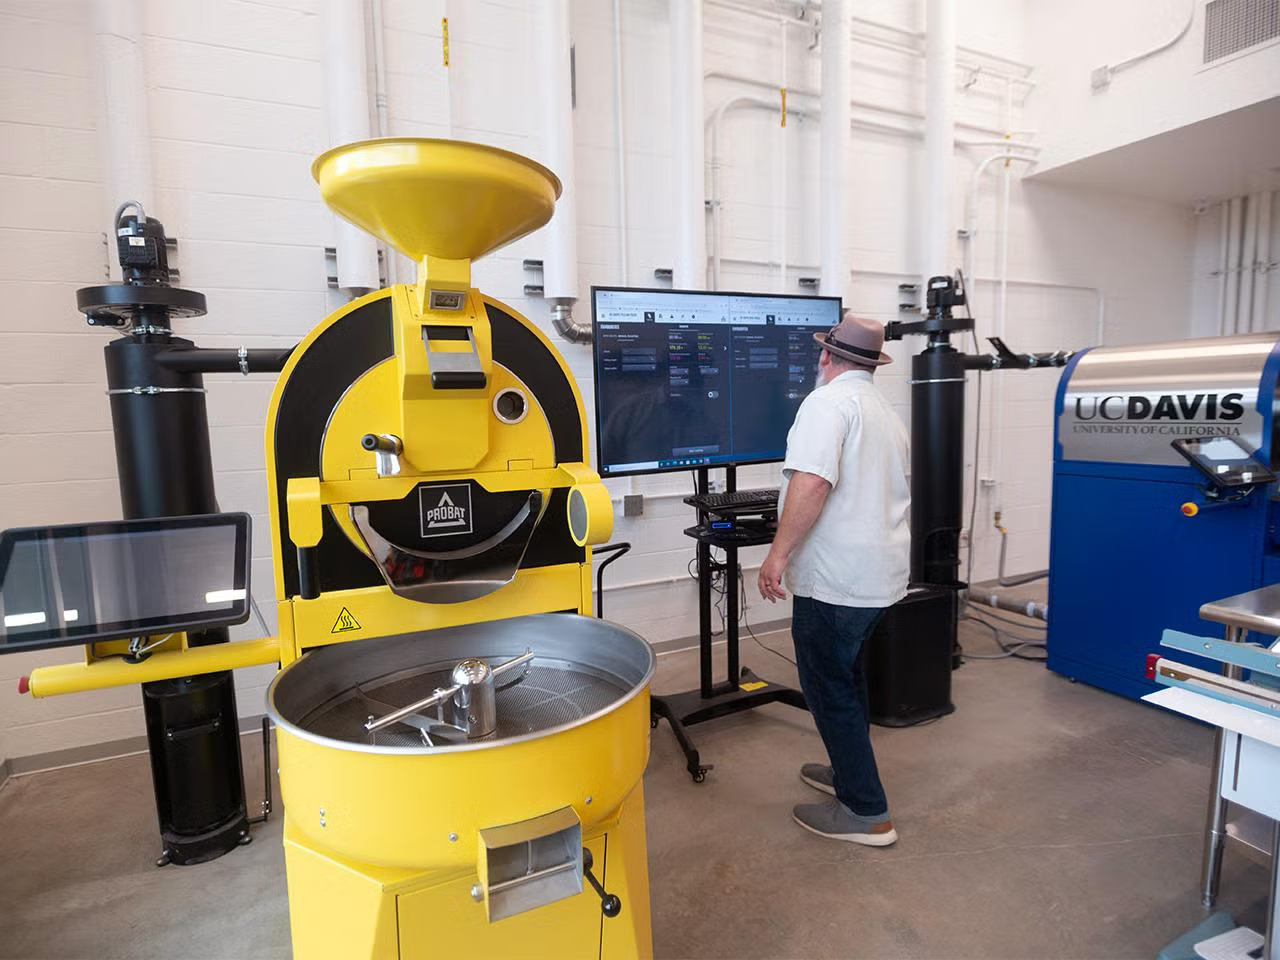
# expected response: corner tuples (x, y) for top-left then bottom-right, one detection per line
(995, 79), (1013, 345)
(991, 80), (1014, 517)
(819, 0), (851, 300)
(1216, 199), (1230, 336)
(962, 152), (1001, 295)
(537, 0), (579, 322)
(710, 101), (725, 291)
(1224, 196), (1243, 335)
(612, 0), (630, 284)
(1250, 191), (1271, 333)
(1239, 193), (1259, 334)
(93, 0), (153, 255)
(672, 0), (707, 290)
(777, 18), (788, 293)
(369, 0), (407, 286)
(921, 0), (957, 290)
(323, 0), (379, 292)
(440, 0), (456, 138)
(371, 0), (390, 139)
(1095, 289), (1106, 345)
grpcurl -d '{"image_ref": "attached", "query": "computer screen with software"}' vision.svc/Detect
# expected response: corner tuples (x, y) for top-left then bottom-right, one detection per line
(591, 286), (841, 478)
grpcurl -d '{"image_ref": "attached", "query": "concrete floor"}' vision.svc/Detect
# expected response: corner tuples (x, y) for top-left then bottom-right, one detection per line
(0, 616), (1271, 960)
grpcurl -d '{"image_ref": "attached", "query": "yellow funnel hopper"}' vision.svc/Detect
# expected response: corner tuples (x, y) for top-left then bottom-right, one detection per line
(312, 138), (561, 264)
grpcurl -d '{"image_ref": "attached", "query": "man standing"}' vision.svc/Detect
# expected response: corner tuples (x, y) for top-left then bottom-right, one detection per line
(758, 313), (910, 846)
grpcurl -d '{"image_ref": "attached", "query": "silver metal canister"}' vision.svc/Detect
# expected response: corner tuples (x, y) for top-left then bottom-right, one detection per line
(450, 658), (497, 738)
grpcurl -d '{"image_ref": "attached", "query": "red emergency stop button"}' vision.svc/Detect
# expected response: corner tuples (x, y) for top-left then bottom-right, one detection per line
(1181, 502), (1199, 517)
(17, 675), (29, 695)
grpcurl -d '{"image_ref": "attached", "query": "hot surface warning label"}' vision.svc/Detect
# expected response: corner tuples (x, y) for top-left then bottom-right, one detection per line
(331, 608), (361, 633)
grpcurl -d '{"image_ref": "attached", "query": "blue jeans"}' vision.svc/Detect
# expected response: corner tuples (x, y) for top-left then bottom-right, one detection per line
(791, 595), (890, 819)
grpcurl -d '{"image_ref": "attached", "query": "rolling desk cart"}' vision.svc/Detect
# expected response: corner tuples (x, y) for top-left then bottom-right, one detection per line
(649, 465), (808, 781)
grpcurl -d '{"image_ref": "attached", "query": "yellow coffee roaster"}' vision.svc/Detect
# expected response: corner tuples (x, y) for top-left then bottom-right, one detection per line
(27, 139), (655, 959)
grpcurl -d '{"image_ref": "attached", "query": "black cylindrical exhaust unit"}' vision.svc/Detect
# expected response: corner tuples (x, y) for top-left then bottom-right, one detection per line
(78, 207), (276, 866)
(910, 341), (967, 586)
(884, 274), (1069, 678)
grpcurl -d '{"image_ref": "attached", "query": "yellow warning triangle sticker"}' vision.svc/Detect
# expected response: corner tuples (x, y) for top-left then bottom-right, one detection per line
(331, 607), (362, 634)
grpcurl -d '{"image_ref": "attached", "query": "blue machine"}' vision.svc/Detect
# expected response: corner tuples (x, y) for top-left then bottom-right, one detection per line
(1047, 333), (1280, 700)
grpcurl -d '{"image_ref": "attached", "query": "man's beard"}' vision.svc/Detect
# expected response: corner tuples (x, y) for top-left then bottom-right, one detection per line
(813, 367), (827, 390)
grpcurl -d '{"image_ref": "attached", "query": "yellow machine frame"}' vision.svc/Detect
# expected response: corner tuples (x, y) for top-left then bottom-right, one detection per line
(25, 138), (654, 959)
(265, 285), (608, 667)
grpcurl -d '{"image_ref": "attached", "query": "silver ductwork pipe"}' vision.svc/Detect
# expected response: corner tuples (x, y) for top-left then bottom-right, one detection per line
(550, 299), (591, 344)
(968, 585), (1048, 622)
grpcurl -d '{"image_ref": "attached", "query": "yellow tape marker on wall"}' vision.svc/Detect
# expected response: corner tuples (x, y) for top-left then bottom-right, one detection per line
(780, 87), (787, 128)
(442, 18), (450, 67)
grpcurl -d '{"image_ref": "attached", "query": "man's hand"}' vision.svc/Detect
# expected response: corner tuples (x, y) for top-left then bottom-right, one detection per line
(758, 549), (788, 603)
(758, 470), (832, 604)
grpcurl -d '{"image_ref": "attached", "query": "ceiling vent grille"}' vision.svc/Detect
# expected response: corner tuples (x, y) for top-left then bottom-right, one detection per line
(1204, 0), (1280, 62)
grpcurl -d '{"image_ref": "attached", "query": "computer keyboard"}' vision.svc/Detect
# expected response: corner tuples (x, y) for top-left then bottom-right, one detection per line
(685, 488), (780, 512)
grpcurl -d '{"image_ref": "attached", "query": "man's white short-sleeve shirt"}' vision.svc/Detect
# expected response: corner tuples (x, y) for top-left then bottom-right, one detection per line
(778, 369), (911, 608)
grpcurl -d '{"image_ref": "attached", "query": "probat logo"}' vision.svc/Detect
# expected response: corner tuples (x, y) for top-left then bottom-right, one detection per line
(427, 493), (465, 526)
(1074, 392), (1245, 422)
(419, 483), (473, 538)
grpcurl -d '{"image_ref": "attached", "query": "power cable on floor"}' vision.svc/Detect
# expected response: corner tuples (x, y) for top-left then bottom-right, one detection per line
(962, 611), (1047, 661)
(967, 602), (1047, 631)
(737, 568), (797, 666)
(968, 623), (1047, 653)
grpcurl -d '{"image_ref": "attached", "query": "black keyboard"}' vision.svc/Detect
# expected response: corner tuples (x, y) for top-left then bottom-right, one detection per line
(685, 488), (780, 512)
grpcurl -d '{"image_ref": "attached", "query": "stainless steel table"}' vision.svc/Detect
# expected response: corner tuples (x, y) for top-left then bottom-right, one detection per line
(1198, 584), (1280, 960)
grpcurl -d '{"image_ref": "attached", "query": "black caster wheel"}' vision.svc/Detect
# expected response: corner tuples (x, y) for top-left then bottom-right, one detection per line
(690, 767), (708, 783)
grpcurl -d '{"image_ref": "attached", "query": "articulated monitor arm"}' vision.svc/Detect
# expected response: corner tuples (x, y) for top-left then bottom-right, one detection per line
(964, 337), (1073, 371)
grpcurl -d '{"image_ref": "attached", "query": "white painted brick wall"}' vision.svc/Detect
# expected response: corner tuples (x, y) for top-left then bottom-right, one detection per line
(0, 0), (1198, 763)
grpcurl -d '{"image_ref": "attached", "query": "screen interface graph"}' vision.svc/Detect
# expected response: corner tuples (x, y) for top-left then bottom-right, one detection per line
(592, 288), (840, 476)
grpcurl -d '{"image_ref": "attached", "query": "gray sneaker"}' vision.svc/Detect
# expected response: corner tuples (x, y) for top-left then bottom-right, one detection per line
(799, 763), (836, 796)
(792, 799), (898, 846)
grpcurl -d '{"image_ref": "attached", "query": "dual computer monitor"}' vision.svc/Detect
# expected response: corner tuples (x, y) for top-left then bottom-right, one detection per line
(591, 287), (841, 478)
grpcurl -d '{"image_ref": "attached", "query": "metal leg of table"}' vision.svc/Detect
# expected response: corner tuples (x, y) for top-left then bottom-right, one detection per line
(1201, 627), (1245, 911)
(1266, 819), (1279, 960)
(1201, 727), (1231, 910)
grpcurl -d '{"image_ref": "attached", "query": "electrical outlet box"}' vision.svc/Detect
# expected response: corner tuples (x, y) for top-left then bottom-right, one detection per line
(623, 494), (643, 517)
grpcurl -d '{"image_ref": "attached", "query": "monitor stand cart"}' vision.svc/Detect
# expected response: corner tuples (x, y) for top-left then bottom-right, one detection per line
(650, 465), (808, 781)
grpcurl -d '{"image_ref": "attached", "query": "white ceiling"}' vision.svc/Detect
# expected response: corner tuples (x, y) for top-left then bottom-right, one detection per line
(1029, 96), (1280, 205)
